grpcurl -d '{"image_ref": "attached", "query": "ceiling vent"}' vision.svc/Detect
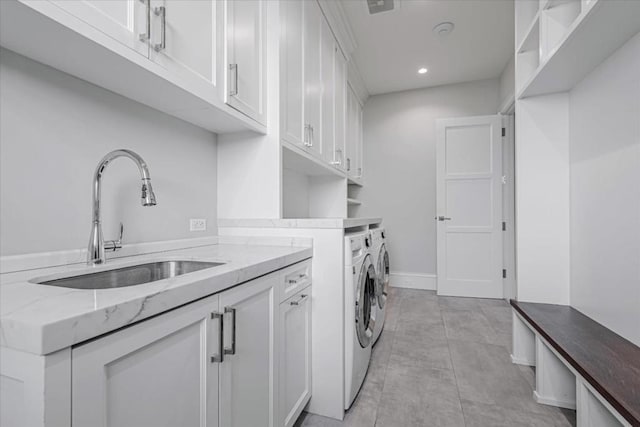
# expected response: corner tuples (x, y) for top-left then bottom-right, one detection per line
(367, 0), (395, 15)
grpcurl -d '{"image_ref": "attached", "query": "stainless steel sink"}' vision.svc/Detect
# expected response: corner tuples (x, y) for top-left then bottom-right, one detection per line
(36, 260), (224, 290)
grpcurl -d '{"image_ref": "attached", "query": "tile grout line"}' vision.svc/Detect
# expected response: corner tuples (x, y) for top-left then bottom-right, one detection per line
(442, 302), (469, 427)
(372, 288), (405, 427)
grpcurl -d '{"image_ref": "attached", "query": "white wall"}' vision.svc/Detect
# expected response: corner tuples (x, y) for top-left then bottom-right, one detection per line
(282, 169), (310, 218)
(569, 33), (640, 346)
(0, 49), (218, 256)
(515, 93), (571, 305)
(359, 78), (500, 278)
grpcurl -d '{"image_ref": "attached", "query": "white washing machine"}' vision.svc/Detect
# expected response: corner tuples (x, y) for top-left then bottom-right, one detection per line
(344, 230), (377, 410)
(371, 228), (389, 345)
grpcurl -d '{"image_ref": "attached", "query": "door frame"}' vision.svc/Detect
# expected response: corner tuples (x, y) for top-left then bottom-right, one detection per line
(502, 113), (517, 301)
(435, 114), (506, 299)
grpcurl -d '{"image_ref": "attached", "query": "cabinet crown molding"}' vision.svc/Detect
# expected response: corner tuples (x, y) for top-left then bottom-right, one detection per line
(317, 0), (358, 58)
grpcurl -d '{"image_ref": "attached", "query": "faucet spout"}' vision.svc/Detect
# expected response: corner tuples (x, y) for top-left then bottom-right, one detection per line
(88, 149), (157, 266)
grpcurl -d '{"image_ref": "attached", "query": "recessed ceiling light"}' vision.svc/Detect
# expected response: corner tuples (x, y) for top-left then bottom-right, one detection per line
(418, 68), (428, 74)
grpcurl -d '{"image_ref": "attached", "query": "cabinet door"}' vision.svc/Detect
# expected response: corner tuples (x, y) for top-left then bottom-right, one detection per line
(51, 0), (149, 57)
(333, 47), (347, 172)
(355, 99), (364, 179)
(320, 19), (335, 165)
(279, 288), (312, 427)
(72, 294), (221, 427)
(281, 0), (305, 147)
(219, 274), (277, 427)
(149, 0), (219, 96)
(226, 0), (266, 125)
(346, 85), (357, 177)
(303, 0), (323, 158)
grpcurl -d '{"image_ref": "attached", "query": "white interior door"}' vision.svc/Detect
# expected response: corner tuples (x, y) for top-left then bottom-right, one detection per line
(436, 115), (503, 298)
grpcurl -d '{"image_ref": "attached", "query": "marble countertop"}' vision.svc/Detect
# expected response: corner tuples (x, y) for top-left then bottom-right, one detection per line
(218, 217), (383, 229)
(1, 242), (312, 355)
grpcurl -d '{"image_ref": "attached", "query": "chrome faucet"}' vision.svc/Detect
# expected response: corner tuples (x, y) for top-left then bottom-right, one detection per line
(87, 149), (157, 266)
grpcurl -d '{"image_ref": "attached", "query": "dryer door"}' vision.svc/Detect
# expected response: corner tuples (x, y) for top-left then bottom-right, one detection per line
(355, 255), (376, 348)
(377, 245), (390, 309)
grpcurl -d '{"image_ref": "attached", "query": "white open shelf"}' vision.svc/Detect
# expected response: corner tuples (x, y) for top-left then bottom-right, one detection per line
(516, 0), (540, 49)
(282, 142), (346, 178)
(516, 0), (640, 99)
(347, 198), (362, 206)
(517, 12), (540, 54)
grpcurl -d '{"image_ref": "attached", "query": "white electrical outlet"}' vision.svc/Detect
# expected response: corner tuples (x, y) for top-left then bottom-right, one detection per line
(189, 218), (207, 232)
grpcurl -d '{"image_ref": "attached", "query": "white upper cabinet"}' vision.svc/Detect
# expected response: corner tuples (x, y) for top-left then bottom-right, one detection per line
(51, 0), (149, 56)
(281, 0), (305, 147)
(225, 0), (267, 125)
(346, 84), (364, 180)
(355, 95), (363, 179)
(148, 0), (220, 97)
(280, 0), (352, 176)
(333, 47), (347, 172)
(303, 0), (323, 158)
(320, 18), (336, 165)
(345, 83), (364, 181)
(4, 0), (266, 132)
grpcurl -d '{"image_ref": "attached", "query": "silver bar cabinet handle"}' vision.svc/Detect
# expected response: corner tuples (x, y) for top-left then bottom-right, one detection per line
(330, 149), (343, 166)
(153, 6), (166, 52)
(223, 307), (236, 355)
(138, 0), (150, 42)
(304, 124), (312, 147)
(229, 64), (238, 96)
(210, 312), (224, 363)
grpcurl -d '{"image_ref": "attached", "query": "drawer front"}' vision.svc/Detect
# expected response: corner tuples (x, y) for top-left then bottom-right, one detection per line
(280, 260), (312, 303)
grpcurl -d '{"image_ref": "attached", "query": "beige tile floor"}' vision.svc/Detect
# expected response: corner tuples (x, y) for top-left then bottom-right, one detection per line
(295, 287), (576, 427)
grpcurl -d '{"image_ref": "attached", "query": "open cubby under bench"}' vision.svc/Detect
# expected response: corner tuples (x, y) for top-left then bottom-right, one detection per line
(510, 300), (640, 427)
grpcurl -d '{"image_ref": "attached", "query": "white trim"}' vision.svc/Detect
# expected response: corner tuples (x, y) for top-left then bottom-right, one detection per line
(499, 94), (515, 115)
(317, 0), (357, 58)
(347, 61), (370, 104)
(534, 391), (576, 410)
(510, 355), (535, 366)
(389, 272), (436, 291)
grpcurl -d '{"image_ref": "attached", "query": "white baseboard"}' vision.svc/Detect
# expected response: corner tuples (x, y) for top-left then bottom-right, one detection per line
(389, 272), (436, 291)
(533, 391), (576, 410)
(510, 354), (536, 366)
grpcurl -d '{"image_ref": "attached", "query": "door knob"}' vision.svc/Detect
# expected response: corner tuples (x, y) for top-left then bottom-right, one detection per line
(436, 216), (452, 221)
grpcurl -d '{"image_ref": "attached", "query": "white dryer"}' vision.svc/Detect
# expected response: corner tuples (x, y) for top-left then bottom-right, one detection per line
(344, 231), (377, 410)
(371, 227), (389, 345)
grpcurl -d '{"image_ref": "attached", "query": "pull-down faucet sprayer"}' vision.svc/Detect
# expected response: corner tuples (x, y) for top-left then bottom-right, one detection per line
(87, 149), (157, 266)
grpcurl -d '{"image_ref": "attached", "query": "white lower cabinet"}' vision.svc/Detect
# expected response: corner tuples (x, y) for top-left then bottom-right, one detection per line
(279, 287), (312, 427)
(70, 261), (310, 427)
(72, 293), (221, 427)
(219, 273), (277, 427)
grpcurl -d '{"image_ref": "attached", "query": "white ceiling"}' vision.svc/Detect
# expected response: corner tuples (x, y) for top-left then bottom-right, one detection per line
(342, 0), (515, 95)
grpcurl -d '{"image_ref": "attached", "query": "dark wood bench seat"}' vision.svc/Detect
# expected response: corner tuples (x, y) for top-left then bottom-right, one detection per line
(510, 300), (640, 426)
